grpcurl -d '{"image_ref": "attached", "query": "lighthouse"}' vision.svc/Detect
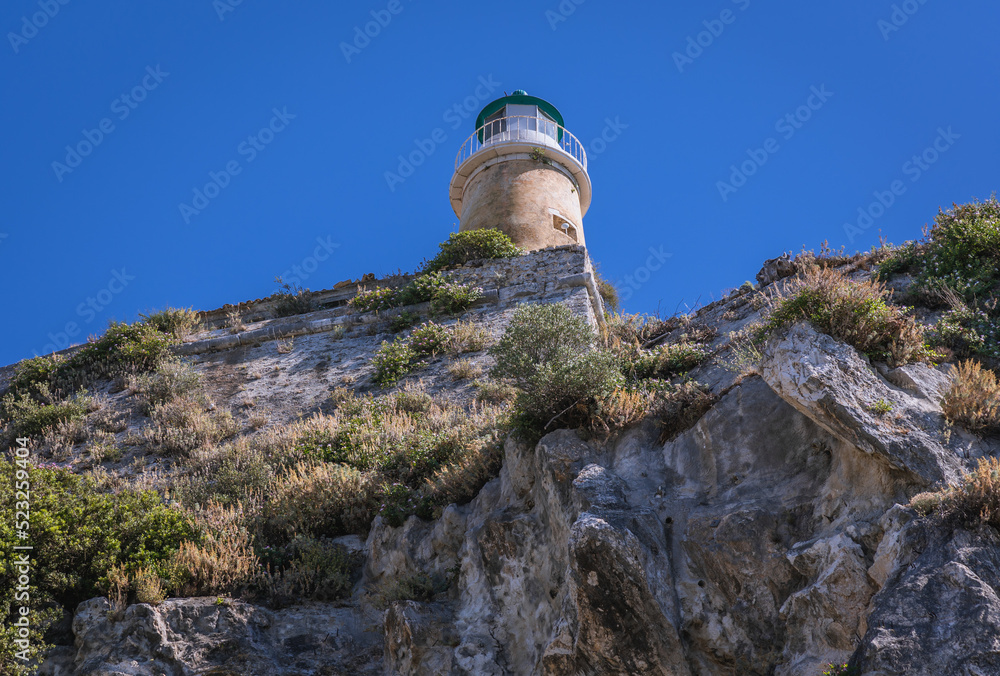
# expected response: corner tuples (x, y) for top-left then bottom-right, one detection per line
(449, 90), (592, 251)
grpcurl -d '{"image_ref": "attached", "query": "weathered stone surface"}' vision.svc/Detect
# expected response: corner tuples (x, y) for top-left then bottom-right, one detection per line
(384, 601), (460, 676)
(760, 321), (967, 487)
(63, 596), (381, 675)
(756, 253), (797, 286)
(853, 526), (1000, 676)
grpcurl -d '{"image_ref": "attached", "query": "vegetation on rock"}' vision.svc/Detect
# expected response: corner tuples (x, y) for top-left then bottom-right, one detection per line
(419, 229), (522, 273)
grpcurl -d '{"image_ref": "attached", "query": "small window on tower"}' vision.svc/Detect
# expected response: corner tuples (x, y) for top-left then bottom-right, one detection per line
(553, 214), (578, 242)
(484, 108), (507, 142)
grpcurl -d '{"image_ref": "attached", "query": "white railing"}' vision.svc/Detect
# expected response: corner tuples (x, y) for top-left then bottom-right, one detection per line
(455, 115), (588, 171)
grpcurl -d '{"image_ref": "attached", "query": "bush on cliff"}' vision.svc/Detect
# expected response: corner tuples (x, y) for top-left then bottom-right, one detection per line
(877, 197), (1000, 361)
(759, 266), (932, 366)
(490, 303), (622, 432)
(420, 229), (522, 273)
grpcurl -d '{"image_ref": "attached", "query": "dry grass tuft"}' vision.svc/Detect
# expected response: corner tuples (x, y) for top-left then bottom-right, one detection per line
(265, 461), (379, 539)
(760, 266), (932, 366)
(590, 387), (655, 434)
(147, 397), (238, 456)
(925, 457), (1000, 531)
(447, 358), (483, 380)
(942, 361), (1000, 432)
(171, 501), (260, 596)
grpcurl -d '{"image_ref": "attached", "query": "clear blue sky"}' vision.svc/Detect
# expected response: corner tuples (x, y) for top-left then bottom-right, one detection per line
(2, 0), (998, 365)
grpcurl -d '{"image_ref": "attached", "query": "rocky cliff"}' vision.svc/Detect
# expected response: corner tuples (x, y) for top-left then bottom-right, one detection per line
(11, 234), (1000, 676)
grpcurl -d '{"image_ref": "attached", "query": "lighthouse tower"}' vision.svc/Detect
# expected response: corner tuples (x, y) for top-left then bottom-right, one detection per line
(449, 91), (592, 251)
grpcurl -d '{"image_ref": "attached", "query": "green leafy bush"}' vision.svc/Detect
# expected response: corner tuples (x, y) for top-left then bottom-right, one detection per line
(429, 280), (483, 316)
(408, 322), (450, 357)
(6, 355), (65, 401)
(349, 286), (398, 313)
(913, 197), (1000, 303)
(421, 229), (522, 273)
(490, 303), (621, 431)
(620, 341), (709, 381)
(24, 321), (178, 395)
(372, 338), (418, 386)
(0, 462), (199, 612)
(3, 393), (90, 439)
(132, 362), (202, 411)
(263, 536), (360, 603)
(377, 483), (421, 527)
(929, 305), (1000, 360)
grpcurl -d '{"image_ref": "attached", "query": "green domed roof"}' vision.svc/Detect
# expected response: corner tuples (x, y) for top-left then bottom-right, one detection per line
(475, 91), (565, 130)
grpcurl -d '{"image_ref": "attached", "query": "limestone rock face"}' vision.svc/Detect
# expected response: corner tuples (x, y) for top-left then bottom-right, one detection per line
(53, 316), (1000, 675)
(756, 253), (797, 286)
(52, 596), (382, 676)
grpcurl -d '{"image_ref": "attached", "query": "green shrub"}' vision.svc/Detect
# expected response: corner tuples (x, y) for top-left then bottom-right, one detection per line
(421, 229), (522, 273)
(396, 272), (448, 307)
(3, 393), (90, 440)
(490, 303), (596, 386)
(263, 536), (360, 603)
(874, 241), (920, 279)
(270, 277), (315, 317)
(429, 280), (483, 316)
(141, 307), (200, 339)
(47, 321), (176, 393)
(6, 355), (65, 401)
(929, 305), (1000, 360)
(409, 322), (450, 357)
(491, 303), (621, 431)
(372, 338), (418, 386)
(620, 341), (709, 381)
(0, 462), (199, 612)
(378, 483), (421, 527)
(349, 286), (398, 313)
(913, 197), (1000, 303)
